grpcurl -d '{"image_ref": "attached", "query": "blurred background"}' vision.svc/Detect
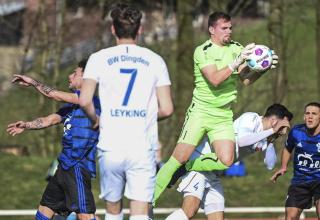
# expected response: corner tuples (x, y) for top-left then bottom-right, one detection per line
(0, 0), (319, 219)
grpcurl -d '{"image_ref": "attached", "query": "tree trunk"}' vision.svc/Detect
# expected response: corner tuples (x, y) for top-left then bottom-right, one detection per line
(49, 0), (66, 156)
(36, 0), (50, 157)
(96, 0), (114, 50)
(268, 0), (287, 103)
(162, 0), (194, 157)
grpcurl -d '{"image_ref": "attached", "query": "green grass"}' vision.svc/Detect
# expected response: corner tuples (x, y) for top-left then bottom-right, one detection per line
(1, 152), (318, 219)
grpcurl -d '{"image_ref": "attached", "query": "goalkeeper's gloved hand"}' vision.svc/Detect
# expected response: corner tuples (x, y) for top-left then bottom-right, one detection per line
(270, 50), (279, 69)
(228, 43), (255, 72)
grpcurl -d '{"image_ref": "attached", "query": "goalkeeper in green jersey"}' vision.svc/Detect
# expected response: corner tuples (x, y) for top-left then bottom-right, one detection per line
(153, 11), (279, 205)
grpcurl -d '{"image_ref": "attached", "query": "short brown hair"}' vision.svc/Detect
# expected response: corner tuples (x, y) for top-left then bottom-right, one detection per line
(110, 3), (142, 39)
(208, 11), (231, 28)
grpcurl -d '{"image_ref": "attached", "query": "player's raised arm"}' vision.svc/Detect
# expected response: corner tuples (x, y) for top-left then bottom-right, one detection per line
(12, 74), (79, 104)
(7, 113), (62, 136)
(200, 43), (255, 87)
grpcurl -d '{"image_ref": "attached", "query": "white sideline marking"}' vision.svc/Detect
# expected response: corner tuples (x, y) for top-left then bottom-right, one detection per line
(0, 207), (316, 219)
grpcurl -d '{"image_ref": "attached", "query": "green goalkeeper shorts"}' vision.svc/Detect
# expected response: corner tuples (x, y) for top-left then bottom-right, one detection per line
(177, 101), (235, 146)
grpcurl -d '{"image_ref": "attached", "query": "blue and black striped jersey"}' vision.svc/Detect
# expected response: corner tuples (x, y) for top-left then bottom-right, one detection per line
(286, 124), (320, 184)
(56, 90), (100, 177)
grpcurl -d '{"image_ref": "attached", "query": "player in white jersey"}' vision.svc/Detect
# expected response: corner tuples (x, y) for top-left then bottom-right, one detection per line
(166, 104), (293, 220)
(79, 3), (173, 220)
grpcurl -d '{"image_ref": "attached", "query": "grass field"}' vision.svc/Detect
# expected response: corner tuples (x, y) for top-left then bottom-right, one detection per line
(0, 151), (318, 219)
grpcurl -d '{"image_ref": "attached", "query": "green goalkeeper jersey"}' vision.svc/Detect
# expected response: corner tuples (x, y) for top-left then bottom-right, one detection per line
(192, 39), (243, 108)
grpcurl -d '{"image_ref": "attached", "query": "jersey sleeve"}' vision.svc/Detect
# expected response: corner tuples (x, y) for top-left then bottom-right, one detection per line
(285, 129), (296, 153)
(194, 46), (215, 70)
(56, 103), (73, 123)
(235, 113), (258, 138)
(83, 53), (100, 82)
(236, 113), (272, 151)
(263, 143), (277, 170)
(93, 96), (101, 116)
(155, 56), (171, 87)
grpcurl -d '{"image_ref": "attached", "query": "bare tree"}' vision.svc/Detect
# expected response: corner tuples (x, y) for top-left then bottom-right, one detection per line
(48, 0), (66, 156)
(268, 0), (287, 103)
(95, 0), (114, 50)
(33, 0), (51, 157)
(162, 0), (194, 156)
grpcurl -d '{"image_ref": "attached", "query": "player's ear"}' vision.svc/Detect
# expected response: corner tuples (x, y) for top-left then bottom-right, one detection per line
(138, 25), (143, 36)
(270, 117), (277, 128)
(209, 26), (214, 35)
(111, 25), (116, 36)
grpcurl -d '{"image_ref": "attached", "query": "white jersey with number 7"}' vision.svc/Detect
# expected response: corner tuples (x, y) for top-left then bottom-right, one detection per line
(84, 44), (171, 152)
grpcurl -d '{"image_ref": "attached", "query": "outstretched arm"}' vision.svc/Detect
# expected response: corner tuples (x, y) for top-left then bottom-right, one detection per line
(270, 147), (291, 183)
(12, 74), (78, 104)
(238, 118), (290, 147)
(7, 113), (62, 136)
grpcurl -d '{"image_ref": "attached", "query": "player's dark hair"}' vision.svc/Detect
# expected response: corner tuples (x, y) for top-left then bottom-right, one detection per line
(110, 3), (142, 39)
(208, 11), (231, 28)
(264, 103), (293, 121)
(78, 59), (87, 70)
(304, 102), (320, 111)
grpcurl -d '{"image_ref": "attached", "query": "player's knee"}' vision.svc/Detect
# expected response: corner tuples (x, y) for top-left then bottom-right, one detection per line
(285, 215), (300, 220)
(106, 200), (122, 215)
(182, 199), (199, 219)
(172, 144), (195, 163)
(285, 212), (300, 220)
(219, 155), (234, 167)
(172, 151), (188, 164)
(183, 207), (198, 218)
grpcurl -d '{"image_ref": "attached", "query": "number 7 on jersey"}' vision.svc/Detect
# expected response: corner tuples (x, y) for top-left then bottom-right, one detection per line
(120, 68), (137, 106)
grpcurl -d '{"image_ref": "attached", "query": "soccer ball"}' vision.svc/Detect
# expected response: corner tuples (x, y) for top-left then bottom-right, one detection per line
(246, 45), (273, 72)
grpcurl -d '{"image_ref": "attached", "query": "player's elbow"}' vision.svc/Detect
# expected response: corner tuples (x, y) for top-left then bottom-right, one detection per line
(211, 79), (221, 87)
(163, 105), (174, 117)
(220, 155), (234, 167)
(79, 97), (91, 109)
(159, 105), (174, 119)
(49, 93), (63, 101)
(209, 77), (223, 87)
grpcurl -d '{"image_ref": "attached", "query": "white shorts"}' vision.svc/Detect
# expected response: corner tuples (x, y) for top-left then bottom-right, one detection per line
(98, 149), (156, 202)
(177, 171), (224, 215)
